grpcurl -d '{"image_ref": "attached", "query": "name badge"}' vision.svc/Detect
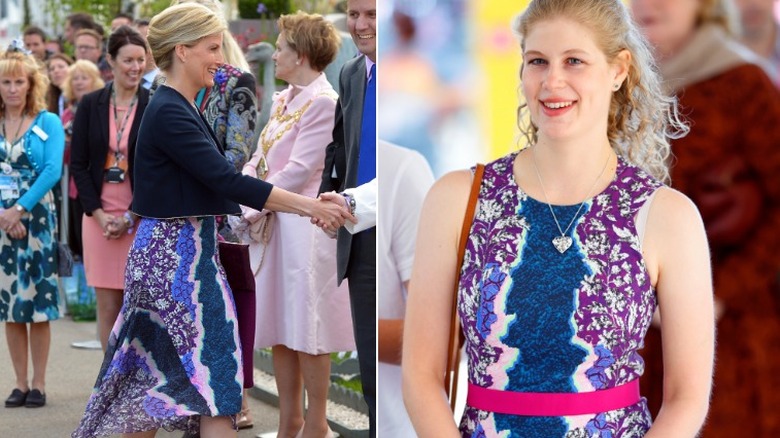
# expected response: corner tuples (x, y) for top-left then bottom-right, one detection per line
(32, 125), (48, 141)
(0, 174), (20, 201)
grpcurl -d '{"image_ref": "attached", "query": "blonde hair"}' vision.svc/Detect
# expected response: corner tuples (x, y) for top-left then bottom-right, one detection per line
(169, 0), (251, 72)
(147, 2), (227, 72)
(278, 11), (341, 72)
(0, 51), (50, 118)
(61, 60), (104, 102)
(698, 0), (740, 36)
(515, 0), (688, 183)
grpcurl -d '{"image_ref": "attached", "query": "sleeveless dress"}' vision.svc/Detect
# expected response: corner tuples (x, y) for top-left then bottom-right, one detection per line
(72, 217), (242, 436)
(458, 153), (661, 437)
(0, 136), (59, 323)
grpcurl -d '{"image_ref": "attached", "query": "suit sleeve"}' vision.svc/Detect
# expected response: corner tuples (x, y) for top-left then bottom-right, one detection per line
(343, 177), (377, 234)
(17, 113), (64, 211)
(224, 71), (259, 170)
(320, 96), (344, 195)
(150, 101), (272, 212)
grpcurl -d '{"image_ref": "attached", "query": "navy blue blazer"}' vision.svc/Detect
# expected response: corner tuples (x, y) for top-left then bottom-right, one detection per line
(131, 85), (272, 218)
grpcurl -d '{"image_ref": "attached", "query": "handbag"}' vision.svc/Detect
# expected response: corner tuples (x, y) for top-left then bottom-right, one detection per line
(218, 240), (257, 388)
(445, 163), (485, 412)
(58, 242), (75, 277)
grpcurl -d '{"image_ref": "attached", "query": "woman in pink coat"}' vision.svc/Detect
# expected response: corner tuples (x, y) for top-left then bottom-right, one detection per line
(238, 12), (355, 438)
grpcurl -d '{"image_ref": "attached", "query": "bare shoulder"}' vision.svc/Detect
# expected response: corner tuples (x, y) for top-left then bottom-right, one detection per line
(647, 187), (704, 231)
(424, 169), (474, 213)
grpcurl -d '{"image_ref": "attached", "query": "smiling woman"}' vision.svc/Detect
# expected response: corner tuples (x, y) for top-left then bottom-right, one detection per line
(71, 3), (352, 438)
(401, 1), (714, 437)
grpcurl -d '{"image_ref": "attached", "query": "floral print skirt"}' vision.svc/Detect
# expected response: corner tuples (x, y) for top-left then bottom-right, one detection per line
(0, 150), (59, 323)
(73, 217), (242, 437)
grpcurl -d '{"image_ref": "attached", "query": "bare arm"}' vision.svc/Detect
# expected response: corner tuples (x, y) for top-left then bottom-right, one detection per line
(642, 188), (714, 437)
(402, 170), (472, 437)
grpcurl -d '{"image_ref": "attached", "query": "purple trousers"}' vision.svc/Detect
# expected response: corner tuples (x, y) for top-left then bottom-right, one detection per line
(218, 241), (256, 388)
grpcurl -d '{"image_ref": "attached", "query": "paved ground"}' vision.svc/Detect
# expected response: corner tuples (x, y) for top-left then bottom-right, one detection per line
(0, 317), (280, 438)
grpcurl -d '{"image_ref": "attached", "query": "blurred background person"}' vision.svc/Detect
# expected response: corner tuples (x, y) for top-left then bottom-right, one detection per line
(69, 26), (149, 352)
(45, 53), (73, 117)
(72, 29), (102, 66)
(735, 0), (780, 84)
(376, 140), (433, 437)
(63, 13), (97, 47)
(631, 0), (780, 436)
(22, 26), (50, 62)
(238, 11), (354, 438)
(60, 60), (104, 270)
(110, 13), (134, 33)
(0, 48), (65, 409)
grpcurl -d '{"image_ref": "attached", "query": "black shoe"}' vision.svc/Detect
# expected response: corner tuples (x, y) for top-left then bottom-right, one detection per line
(24, 389), (45, 408)
(4, 389), (29, 408)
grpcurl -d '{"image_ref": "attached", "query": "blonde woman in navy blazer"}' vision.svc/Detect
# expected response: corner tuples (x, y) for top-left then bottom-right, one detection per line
(73, 4), (352, 437)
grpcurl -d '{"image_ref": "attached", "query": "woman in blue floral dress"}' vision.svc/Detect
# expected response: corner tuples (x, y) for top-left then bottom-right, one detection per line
(0, 48), (65, 409)
(402, 1), (715, 437)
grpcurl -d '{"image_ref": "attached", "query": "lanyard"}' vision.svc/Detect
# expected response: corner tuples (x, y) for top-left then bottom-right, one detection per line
(111, 86), (138, 165)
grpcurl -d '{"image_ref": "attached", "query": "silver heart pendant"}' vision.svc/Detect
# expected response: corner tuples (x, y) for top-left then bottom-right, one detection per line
(552, 236), (573, 253)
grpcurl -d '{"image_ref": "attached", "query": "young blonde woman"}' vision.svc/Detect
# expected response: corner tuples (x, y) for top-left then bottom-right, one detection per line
(402, 0), (714, 436)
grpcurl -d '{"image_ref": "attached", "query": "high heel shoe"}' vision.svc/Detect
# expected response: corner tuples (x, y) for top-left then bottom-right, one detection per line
(236, 407), (253, 429)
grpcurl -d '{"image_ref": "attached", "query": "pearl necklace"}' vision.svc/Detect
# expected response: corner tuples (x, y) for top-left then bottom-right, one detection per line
(531, 146), (612, 253)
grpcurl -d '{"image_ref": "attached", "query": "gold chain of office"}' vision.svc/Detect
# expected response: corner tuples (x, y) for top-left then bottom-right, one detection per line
(259, 98), (314, 157)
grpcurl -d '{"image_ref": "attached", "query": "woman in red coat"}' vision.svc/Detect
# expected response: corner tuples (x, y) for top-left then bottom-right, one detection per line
(632, 0), (780, 435)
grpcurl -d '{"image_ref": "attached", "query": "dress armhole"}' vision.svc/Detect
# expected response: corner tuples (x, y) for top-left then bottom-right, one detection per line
(635, 188), (660, 250)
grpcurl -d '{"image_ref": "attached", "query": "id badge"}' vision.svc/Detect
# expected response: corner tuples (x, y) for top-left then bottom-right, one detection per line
(0, 174), (20, 201)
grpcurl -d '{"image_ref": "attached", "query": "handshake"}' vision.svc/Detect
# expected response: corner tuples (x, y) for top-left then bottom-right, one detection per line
(310, 191), (356, 239)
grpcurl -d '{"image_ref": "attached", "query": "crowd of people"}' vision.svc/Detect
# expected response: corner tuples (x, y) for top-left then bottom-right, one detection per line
(1, 0), (778, 437)
(0, 0), (377, 437)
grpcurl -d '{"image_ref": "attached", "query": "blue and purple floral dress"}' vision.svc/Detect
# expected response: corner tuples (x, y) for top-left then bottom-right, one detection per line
(458, 152), (662, 437)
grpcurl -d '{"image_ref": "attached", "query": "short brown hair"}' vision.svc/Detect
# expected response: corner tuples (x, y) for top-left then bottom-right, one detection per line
(74, 28), (103, 44)
(278, 11), (341, 72)
(0, 51), (50, 117)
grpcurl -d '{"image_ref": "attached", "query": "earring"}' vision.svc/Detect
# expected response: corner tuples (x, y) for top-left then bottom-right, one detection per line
(613, 83), (621, 91)
(295, 60), (300, 65)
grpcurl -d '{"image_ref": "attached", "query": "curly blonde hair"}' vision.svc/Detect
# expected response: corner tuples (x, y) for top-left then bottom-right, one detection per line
(61, 60), (104, 103)
(514, 0), (688, 183)
(0, 50), (50, 118)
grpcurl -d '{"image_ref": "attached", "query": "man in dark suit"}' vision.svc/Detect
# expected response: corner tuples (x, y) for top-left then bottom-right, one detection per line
(319, 0), (377, 435)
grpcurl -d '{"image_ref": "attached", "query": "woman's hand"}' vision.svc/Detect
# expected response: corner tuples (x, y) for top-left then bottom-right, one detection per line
(0, 207), (26, 240)
(307, 196), (354, 231)
(310, 192), (348, 234)
(93, 209), (119, 239)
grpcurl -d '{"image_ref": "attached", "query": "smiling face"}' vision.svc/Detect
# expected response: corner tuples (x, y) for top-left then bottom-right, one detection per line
(183, 33), (224, 89)
(347, 0), (377, 61)
(0, 74), (30, 113)
(521, 17), (628, 143)
(48, 58), (70, 87)
(109, 43), (146, 90)
(630, 0), (699, 59)
(272, 32), (299, 82)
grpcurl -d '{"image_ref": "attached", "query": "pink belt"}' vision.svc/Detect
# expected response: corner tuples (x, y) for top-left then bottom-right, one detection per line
(467, 380), (640, 416)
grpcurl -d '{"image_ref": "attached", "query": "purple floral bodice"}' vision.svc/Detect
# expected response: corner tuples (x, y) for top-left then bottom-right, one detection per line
(457, 152), (663, 437)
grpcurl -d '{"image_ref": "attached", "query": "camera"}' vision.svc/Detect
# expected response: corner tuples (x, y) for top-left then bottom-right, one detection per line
(104, 166), (125, 183)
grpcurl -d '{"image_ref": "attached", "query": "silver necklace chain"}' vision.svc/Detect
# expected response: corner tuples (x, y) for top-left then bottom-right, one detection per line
(531, 146), (612, 252)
